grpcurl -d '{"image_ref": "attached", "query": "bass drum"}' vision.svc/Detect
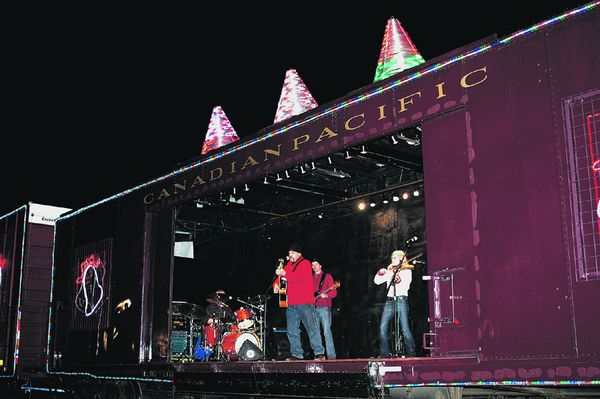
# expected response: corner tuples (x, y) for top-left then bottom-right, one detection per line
(220, 331), (261, 361)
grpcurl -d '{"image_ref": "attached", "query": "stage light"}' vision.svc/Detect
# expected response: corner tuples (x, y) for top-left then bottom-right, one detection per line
(276, 173), (282, 181)
(244, 184), (250, 191)
(357, 202), (367, 210)
(345, 150), (351, 159)
(300, 165), (306, 174)
(413, 189), (420, 196)
(369, 202), (376, 207)
(318, 213), (323, 219)
(310, 161), (316, 170)
(392, 195), (400, 202)
(402, 192), (410, 200)
(391, 135), (399, 145)
(284, 170), (291, 179)
(360, 145), (367, 154)
(263, 177), (269, 184)
(383, 199), (389, 204)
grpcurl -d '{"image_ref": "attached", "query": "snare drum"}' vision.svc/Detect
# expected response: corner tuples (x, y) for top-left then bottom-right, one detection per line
(220, 331), (261, 361)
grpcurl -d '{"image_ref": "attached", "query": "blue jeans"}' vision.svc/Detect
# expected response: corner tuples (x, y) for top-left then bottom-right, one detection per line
(379, 297), (416, 357)
(315, 306), (336, 359)
(286, 304), (325, 359)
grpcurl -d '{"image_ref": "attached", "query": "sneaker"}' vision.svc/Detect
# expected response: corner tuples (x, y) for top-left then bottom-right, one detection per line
(314, 354), (326, 360)
(285, 356), (303, 361)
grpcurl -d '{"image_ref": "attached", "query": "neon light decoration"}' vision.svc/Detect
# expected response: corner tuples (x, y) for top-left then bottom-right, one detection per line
(373, 17), (425, 83)
(274, 69), (318, 124)
(0, 254), (5, 291)
(75, 253), (106, 317)
(594, 160), (600, 218)
(201, 106), (240, 155)
(588, 114), (600, 231)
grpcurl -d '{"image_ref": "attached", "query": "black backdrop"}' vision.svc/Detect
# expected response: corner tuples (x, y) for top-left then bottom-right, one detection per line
(173, 196), (428, 359)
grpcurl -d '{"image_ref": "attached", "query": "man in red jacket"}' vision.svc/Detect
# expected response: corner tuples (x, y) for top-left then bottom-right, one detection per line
(273, 243), (325, 360)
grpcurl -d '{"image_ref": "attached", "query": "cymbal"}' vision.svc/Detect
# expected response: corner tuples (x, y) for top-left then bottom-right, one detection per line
(206, 298), (229, 308)
(206, 290), (231, 309)
(249, 294), (267, 304)
(178, 302), (204, 319)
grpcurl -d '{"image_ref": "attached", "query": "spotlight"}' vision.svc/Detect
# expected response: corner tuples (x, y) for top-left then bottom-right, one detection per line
(327, 156), (333, 165)
(345, 150), (351, 160)
(413, 189), (420, 197)
(416, 126), (422, 131)
(318, 213), (323, 219)
(300, 165), (306, 174)
(357, 202), (367, 210)
(392, 195), (400, 202)
(276, 173), (282, 181)
(369, 202), (376, 207)
(402, 192), (410, 200)
(244, 184), (250, 191)
(360, 145), (367, 154)
(263, 177), (269, 184)
(391, 135), (399, 145)
(383, 199), (389, 204)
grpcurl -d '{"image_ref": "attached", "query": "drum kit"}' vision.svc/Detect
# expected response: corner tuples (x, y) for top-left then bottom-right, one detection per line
(189, 290), (268, 362)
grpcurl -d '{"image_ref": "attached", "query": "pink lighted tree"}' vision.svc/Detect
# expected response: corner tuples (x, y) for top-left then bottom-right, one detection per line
(201, 106), (240, 155)
(274, 69), (318, 124)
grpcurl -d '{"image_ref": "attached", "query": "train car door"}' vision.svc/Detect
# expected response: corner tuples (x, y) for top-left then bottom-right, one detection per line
(421, 109), (479, 357)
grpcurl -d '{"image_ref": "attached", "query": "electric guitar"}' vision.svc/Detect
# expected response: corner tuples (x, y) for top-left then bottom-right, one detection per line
(315, 281), (341, 301)
(275, 259), (288, 308)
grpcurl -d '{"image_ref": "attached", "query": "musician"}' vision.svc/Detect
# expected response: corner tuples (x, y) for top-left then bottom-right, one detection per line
(312, 260), (337, 360)
(273, 243), (326, 361)
(373, 249), (416, 357)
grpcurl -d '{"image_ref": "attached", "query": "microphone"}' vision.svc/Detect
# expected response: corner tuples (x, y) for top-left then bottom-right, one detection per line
(406, 236), (418, 243)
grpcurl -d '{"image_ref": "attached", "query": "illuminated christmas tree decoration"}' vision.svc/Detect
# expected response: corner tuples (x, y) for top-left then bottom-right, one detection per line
(201, 106), (240, 155)
(373, 17), (426, 83)
(274, 69), (318, 124)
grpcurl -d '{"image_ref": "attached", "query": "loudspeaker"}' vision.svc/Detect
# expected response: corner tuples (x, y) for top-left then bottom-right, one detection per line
(238, 340), (263, 361)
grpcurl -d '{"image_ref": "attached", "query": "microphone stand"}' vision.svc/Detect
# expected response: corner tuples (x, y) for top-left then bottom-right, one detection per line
(390, 239), (413, 357)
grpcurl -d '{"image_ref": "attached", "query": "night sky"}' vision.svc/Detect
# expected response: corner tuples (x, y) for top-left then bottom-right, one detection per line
(3, 2), (592, 214)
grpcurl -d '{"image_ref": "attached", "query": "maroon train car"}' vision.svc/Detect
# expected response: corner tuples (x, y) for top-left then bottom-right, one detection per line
(8, 3), (598, 399)
(0, 203), (69, 395)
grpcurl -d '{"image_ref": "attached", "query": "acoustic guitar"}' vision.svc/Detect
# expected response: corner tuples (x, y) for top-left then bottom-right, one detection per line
(275, 259), (288, 308)
(314, 281), (341, 301)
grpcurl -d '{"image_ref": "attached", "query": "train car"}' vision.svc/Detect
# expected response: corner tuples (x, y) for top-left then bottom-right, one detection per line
(2, 3), (599, 399)
(0, 203), (69, 397)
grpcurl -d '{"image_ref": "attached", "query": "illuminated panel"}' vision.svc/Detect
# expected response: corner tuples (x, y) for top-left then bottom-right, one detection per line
(564, 89), (600, 281)
(68, 238), (112, 331)
(75, 254), (106, 317)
